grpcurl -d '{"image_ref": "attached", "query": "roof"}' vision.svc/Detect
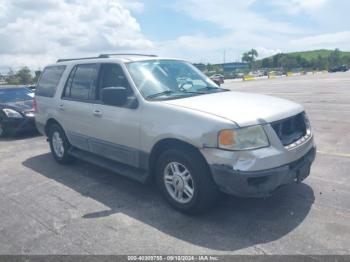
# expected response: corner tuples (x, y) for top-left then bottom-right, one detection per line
(57, 54), (150, 63)
(53, 54), (183, 66)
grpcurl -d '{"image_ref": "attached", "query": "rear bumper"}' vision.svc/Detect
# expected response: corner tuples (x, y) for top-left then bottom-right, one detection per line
(1, 117), (36, 135)
(210, 146), (316, 197)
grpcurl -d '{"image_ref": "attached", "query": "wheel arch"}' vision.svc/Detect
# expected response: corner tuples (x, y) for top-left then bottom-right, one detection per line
(148, 138), (209, 178)
(45, 118), (64, 136)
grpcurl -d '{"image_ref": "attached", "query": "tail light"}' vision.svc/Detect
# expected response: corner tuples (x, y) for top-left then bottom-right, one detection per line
(33, 97), (38, 113)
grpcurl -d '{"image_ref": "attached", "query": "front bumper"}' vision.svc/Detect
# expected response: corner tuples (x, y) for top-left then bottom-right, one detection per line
(210, 146), (316, 197)
(1, 117), (36, 135)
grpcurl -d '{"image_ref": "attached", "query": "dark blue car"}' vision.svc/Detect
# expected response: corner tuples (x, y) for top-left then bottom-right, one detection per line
(0, 86), (36, 137)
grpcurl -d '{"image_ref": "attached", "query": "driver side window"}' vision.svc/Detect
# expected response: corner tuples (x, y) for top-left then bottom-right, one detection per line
(96, 63), (133, 101)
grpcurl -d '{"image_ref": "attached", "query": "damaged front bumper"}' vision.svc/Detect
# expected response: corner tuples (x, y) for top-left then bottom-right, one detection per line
(210, 146), (316, 197)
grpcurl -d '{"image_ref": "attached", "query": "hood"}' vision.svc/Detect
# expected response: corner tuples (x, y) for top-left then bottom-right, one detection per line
(0, 99), (34, 112)
(163, 91), (304, 127)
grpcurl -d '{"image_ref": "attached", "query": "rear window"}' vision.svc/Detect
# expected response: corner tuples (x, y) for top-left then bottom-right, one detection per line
(36, 65), (66, 97)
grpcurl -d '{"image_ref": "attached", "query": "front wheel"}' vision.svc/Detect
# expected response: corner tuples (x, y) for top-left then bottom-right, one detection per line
(48, 124), (74, 164)
(0, 123), (5, 137)
(156, 149), (219, 214)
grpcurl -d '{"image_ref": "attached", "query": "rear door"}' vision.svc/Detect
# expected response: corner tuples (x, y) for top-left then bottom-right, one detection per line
(35, 65), (66, 134)
(58, 63), (100, 151)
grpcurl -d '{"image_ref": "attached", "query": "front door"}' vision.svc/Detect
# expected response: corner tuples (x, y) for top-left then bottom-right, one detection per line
(88, 63), (141, 168)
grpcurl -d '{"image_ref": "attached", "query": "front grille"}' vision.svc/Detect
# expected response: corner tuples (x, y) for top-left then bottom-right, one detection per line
(271, 113), (307, 146)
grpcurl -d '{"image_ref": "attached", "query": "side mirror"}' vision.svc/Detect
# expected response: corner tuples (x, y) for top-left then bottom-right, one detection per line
(101, 87), (127, 106)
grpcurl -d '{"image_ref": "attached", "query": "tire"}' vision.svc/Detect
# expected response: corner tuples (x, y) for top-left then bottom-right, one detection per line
(48, 124), (74, 164)
(156, 148), (219, 214)
(0, 123), (14, 138)
(0, 123), (5, 138)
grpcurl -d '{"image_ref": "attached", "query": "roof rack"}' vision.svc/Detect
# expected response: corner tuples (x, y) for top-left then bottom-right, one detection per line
(56, 53), (157, 63)
(98, 53), (157, 58)
(56, 56), (100, 63)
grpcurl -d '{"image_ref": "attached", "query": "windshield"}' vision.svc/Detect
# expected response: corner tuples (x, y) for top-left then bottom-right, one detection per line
(0, 88), (34, 103)
(126, 60), (225, 100)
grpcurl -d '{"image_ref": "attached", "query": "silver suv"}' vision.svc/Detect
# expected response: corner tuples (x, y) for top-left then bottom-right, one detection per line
(35, 54), (316, 213)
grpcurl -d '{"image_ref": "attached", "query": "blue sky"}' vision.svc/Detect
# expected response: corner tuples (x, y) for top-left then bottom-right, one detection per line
(0, 0), (349, 70)
(132, 1), (227, 41)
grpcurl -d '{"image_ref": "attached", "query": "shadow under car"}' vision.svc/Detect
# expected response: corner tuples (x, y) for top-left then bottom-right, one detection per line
(22, 153), (315, 251)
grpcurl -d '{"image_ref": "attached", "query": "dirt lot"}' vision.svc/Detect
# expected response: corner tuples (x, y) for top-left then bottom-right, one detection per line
(0, 72), (349, 255)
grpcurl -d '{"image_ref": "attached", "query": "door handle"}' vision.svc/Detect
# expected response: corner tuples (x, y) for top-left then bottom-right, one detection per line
(93, 109), (102, 117)
(58, 104), (64, 111)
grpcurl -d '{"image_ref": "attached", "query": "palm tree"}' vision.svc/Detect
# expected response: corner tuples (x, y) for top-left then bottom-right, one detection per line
(242, 49), (259, 68)
(249, 49), (258, 61)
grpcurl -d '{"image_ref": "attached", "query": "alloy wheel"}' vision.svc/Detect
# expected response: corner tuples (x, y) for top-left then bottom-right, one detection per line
(52, 131), (64, 158)
(163, 162), (195, 204)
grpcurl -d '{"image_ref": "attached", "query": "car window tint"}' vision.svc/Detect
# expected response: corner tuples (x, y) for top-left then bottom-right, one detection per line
(69, 64), (99, 100)
(36, 66), (66, 97)
(97, 63), (132, 100)
(63, 66), (77, 98)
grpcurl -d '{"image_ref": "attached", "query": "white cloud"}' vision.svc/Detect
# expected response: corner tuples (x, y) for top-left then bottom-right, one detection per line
(290, 31), (350, 49)
(162, 0), (300, 63)
(173, 0), (300, 34)
(0, 0), (349, 70)
(165, 0), (349, 63)
(0, 0), (153, 71)
(255, 47), (282, 58)
(119, 0), (144, 13)
(271, 0), (327, 14)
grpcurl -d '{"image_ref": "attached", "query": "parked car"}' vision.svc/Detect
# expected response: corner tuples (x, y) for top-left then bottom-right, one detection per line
(329, 65), (348, 73)
(210, 74), (224, 86)
(26, 85), (36, 91)
(35, 54), (316, 213)
(0, 86), (36, 137)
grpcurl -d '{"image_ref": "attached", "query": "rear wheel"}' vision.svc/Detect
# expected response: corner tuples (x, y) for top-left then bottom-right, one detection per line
(48, 124), (74, 164)
(156, 148), (219, 214)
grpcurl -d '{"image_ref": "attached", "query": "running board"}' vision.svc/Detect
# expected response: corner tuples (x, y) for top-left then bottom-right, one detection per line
(68, 147), (148, 183)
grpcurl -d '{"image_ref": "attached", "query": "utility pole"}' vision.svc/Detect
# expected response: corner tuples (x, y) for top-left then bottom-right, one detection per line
(223, 50), (226, 64)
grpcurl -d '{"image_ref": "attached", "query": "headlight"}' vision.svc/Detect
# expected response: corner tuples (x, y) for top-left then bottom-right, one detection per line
(304, 113), (312, 136)
(2, 108), (23, 118)
(218, 125), (269, 150)
(24, 111), (35, 117)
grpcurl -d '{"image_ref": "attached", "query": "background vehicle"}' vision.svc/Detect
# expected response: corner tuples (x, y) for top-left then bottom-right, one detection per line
(329, 65), (348, 73)
(209, 74), (224, 85)
(35, 54), (315, 214)
(0, 86), (36, 137)
(26, 85), (36, 91)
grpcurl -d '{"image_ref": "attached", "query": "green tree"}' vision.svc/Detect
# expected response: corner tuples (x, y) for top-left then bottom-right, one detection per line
(261, 58), (272, 68)
(6, 68), (20, 85)
(242, 49), (259, 63)
(242, 52), (251, 63)
(16, 66), (33, 85)
(242, 49), (259, 65)
(329, 48), (341, 67)
(33, 69), (42, 83)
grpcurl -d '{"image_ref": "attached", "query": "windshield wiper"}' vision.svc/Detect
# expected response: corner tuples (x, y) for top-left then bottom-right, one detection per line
(146, 90), (175, 99)
(197, 86), (229, 93)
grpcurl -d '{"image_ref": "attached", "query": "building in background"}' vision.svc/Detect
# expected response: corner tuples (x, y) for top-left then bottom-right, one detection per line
(218, 62), (249, 74)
